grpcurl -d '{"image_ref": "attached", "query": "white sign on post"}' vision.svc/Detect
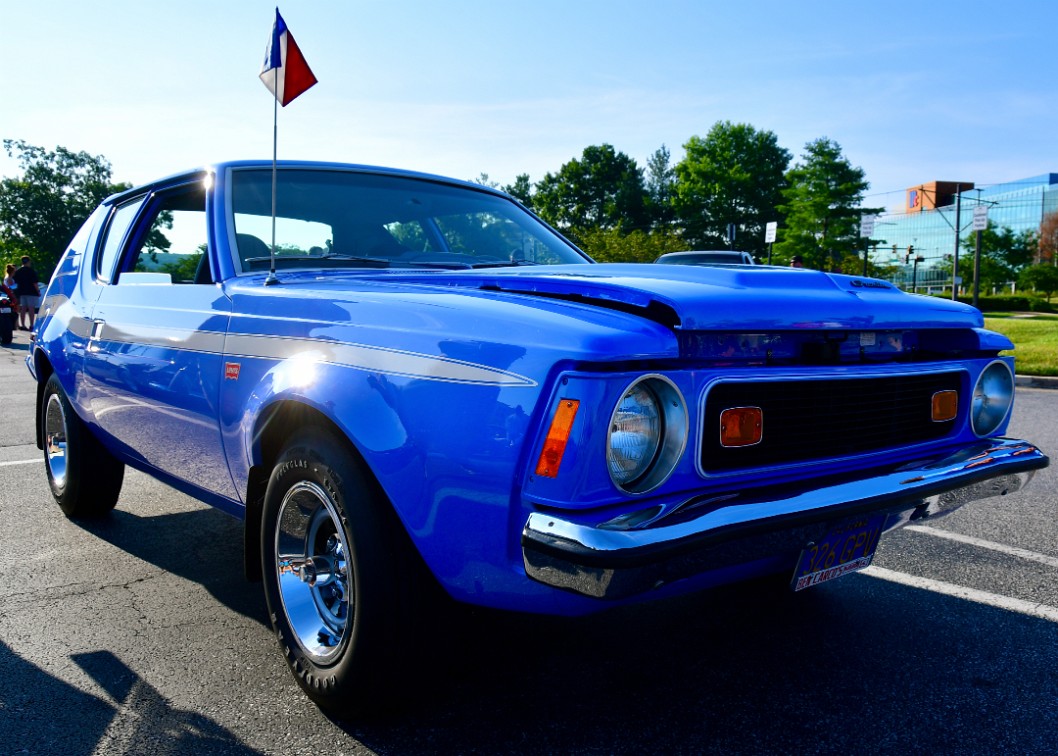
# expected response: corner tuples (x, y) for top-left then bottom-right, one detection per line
(972, 204), (988, 231)
(764, 221), (777, 244)
(859, 215), (876, 238)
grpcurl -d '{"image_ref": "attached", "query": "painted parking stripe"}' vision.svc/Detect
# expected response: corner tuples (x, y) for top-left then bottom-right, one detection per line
(904, 524), (1058, 570)
(0, 459), (38, 467)
(862, 566), (1058, 623)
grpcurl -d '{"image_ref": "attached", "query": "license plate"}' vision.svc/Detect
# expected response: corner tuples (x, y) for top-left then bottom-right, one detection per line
(792, 514), (884, 591)
(0, 307), (10, 314)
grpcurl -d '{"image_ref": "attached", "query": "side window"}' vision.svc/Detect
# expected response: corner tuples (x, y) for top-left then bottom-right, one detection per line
(121, 183), (210, 284)
(97, 199), (145, 283)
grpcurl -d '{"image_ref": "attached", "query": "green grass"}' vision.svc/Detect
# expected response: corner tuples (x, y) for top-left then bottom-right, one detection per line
(983, 313), (1058, 376)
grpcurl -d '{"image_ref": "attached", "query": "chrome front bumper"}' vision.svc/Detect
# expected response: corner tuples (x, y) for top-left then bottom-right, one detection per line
(522, 438), (1048, 599)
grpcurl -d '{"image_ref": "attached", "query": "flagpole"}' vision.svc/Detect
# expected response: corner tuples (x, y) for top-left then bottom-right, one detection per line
(265, 66), (280, 286)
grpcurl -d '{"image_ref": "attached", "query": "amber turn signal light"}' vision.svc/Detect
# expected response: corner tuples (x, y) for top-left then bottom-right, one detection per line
(720, 407), (763, 447)
(535, 399), (580, 478)
(932, 390), (958, 422)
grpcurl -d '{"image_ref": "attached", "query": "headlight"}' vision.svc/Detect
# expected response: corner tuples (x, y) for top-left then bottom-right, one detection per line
(971, 361), (1014, 437)
(607, 375), (688, 493)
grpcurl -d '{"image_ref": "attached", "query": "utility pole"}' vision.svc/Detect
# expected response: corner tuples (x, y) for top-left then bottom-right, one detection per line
(952, 183), (962, 300)
(971, 196), (988, 308)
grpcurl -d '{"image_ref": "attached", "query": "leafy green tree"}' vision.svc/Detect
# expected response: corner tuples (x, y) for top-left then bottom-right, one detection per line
(645, 144), (676, 229)
(503, 173), (534, 210)
(0, 140), (129, 278)
(673, 122), (790, 260)
(533, 144), (648, 233)
(961, 224), (1038, 291)
(1019, 263), (1058, 301)
(575, 226), (686, 263)
(472, 172), (500, 189)
(776, 138), (879, 270)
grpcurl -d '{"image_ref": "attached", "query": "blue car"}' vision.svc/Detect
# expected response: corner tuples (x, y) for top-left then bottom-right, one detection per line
(29, 161), (1048, 714)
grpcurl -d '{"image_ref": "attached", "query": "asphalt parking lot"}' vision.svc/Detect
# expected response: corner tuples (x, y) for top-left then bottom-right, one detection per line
(2, 327), (1056, 755)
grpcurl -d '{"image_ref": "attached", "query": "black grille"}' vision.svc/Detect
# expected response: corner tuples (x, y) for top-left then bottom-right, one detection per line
(701, 372), (962, 472)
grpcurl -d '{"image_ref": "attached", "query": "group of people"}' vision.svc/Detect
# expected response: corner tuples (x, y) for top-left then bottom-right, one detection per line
(1, 256), (42, 332)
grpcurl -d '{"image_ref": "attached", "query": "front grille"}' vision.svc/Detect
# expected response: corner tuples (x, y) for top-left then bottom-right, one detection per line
(701, 372), (962, 473)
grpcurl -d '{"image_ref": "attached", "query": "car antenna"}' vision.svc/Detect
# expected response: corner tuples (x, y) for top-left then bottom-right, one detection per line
(264, 129), (281, 287)
(265, 95), (281, 286)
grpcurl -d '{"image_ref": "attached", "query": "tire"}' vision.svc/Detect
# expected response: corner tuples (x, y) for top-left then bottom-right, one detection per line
(260, 428), (417, 716)
(42, 374), (125, 518)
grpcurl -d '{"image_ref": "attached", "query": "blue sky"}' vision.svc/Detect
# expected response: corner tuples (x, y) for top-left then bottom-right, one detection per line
(2, 0), (1055, 211)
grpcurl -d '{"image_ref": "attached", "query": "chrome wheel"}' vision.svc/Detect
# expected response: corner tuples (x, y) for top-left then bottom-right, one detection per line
(44, 392), (69, 493)
(275, 481), (353, 663)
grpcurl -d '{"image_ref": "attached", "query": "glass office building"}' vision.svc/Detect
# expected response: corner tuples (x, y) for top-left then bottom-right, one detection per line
(869, 174), (1058, 292)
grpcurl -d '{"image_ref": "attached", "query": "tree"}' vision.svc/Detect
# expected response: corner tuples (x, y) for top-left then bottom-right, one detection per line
(1019, 263), (1058, 302)
(0, 140), (129, 278)
(776, 138), (879, 271)
(673, 122), (790, 260)
(645, 144), (676, 229)
(960, 223), (1038, 292)
(575, 226), (686, 263)
(1038, 210), (1058, 265)
(503, 173), (534, 210)
(533, 144), (648, 233)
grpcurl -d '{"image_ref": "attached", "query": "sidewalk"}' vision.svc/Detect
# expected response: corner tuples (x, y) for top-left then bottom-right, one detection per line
(1016, 375), (1058, 390)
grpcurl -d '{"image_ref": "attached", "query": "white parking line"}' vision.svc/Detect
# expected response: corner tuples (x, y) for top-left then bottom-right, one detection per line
(904, 524), (1058, 570)
(862, 566), (1058, 623)
(0, 459), (39, 467)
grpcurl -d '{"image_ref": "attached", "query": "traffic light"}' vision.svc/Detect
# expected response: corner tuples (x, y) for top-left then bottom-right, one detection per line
(905, 245), (914, 264)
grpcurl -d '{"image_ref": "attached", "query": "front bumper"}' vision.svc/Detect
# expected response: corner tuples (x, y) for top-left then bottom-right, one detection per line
(522, 438), (1048, 599)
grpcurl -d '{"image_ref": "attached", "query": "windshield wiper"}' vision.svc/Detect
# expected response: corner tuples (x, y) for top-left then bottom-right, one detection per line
(243, 254), (392, 268)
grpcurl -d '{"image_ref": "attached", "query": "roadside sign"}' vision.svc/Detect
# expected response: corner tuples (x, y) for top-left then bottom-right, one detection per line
(764, 221), (777, 243)
(972, 204), (988, 231)
(859, 215), (876, 238)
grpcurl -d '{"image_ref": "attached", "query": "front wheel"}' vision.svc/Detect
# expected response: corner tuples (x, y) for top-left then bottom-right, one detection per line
(42, 374), (124, 518)
(260, 428), (416, 716)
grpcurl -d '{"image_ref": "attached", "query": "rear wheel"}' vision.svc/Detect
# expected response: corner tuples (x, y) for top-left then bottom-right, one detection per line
(42, 374), (124, 518)
(260, 428), (417, 716)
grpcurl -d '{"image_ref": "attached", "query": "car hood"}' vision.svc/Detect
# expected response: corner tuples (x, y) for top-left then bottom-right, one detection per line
(378, 263), (983, 331)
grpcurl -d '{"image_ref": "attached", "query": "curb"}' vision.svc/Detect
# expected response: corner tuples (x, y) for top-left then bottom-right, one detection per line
(1016, 375), (1058, 390)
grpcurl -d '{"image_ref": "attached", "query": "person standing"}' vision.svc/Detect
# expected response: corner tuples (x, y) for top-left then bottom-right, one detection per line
(2, 263), (17, 312)
(13, 256), (40, 331)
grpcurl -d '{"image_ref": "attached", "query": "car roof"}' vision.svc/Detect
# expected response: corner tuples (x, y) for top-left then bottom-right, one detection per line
(103, 160), (507, 206)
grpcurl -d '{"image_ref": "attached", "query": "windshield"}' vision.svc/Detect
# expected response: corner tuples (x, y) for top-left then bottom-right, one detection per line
(228, 168), (590, 273)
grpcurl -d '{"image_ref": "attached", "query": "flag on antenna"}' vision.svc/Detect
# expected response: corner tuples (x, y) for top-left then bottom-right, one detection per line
(260, 8), (317, 106)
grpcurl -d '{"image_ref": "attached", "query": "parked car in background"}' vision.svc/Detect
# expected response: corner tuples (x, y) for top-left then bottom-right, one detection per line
(655, 250), (756, 265)
(28, 161), (1048, 716)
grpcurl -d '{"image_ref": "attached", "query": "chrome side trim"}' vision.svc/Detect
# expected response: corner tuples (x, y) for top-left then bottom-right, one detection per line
(522, 438), (1048, 599)
(83, 322), (537, 387)
(225, 333), (537, 386)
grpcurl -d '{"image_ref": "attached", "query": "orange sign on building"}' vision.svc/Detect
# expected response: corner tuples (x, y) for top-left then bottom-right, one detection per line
(906, 181), (974, 213)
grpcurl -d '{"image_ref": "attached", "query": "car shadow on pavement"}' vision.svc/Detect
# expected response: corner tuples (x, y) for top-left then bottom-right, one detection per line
(342, 575), (1058, 754)
(0, 641), (263, 755)
(79, 507), (267, 627)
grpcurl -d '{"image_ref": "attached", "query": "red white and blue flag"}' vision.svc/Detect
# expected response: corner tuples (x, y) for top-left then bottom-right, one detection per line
(260, 8), (317, 106)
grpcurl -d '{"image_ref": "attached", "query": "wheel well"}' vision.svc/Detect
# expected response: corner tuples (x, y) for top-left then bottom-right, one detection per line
(33, 351), (54, 450)
(243, 401), (368, 582)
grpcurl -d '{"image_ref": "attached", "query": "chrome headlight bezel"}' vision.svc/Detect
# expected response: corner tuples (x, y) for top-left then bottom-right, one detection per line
(606, 375), (688, 494)
(971, 360), (1014, 437)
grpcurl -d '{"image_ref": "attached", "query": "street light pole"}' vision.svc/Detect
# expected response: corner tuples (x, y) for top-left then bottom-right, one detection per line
(952, 183), (962, 300)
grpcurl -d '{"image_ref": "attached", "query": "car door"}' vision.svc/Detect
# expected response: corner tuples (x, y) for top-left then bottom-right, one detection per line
(82, 177), (239, 503)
